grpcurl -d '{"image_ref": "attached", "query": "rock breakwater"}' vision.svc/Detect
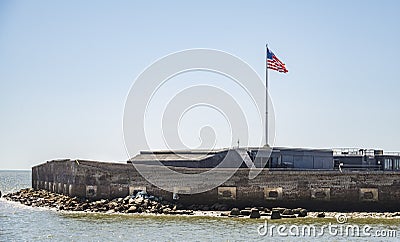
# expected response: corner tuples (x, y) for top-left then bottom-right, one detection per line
(5, 188), (398, 220)
(3, 189), (310, 219)
(3, 188), (193, 215)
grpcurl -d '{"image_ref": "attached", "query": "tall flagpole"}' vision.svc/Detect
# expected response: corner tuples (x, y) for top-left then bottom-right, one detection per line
(265, 44), (269, 147)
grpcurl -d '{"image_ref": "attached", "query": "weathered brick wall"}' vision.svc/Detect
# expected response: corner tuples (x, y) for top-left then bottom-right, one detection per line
(32, 160), (400, 211)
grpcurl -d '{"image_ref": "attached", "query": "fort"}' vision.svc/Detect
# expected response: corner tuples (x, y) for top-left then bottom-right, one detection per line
(32, 146), (400, 211)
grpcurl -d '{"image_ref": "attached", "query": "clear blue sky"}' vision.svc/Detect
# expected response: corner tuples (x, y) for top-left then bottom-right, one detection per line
(1, 0), (399, 169)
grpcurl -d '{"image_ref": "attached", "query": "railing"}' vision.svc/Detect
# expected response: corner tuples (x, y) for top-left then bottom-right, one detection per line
(333, 148), (400, 157)
(333, 148), (375, 156)
(384, 151), (400, 156)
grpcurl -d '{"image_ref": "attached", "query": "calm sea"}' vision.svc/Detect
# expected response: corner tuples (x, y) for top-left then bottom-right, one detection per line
(0, 170), (399, 241)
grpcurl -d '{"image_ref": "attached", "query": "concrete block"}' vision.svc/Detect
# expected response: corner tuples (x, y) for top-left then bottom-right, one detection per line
(311, 188), (331, 201)
(218, 187), (236, 200)
(359, 188), (378, 201)
(264, 187), (283, 200)
(129, 186), (147, 196)
(86, 185), (97, 198)
(173, 187), (191, 194)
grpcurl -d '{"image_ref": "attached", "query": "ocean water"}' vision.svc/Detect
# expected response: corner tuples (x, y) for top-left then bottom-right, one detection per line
(1, 171), (399, 241)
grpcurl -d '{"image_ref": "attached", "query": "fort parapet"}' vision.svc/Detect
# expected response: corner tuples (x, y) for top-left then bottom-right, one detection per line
(32, 158), (400, 211)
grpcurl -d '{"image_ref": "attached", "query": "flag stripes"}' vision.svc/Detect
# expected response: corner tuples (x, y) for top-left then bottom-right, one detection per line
(267, 48), (288, 73)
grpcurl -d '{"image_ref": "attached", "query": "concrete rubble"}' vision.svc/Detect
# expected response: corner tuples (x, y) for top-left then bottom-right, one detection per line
(4, 188), (311, 219)
(3, 188), (193, 215)
(4, 188), (400, 220)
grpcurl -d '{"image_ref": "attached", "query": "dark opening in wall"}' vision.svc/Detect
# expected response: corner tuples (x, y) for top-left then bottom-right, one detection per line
(222, 190), (232, 197)
(315, 191), (327, 199)
(363, 192), (374, 200)
(87, 188), (95, 197)
(268, 191), (279, 198)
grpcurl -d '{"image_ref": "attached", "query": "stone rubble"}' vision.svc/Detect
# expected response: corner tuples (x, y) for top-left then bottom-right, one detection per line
(3, 188), (193, 215)
(4, 188), (399, 220)
(3, 189), (312, 219)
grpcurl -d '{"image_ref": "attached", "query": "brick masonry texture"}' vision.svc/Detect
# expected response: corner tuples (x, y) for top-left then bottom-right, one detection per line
(32, 160), (400, 211)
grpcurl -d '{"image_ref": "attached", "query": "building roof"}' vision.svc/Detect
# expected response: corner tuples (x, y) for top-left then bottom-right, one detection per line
(130, 152), (216, 162)
(129, 146), (333, 163)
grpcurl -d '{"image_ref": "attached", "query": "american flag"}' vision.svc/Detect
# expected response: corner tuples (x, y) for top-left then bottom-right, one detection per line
(267, 48), (288, 73)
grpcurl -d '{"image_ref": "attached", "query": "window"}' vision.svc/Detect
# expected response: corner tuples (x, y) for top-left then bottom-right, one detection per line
(384, 158), (393, 170)
(394, 159), (400, 170)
